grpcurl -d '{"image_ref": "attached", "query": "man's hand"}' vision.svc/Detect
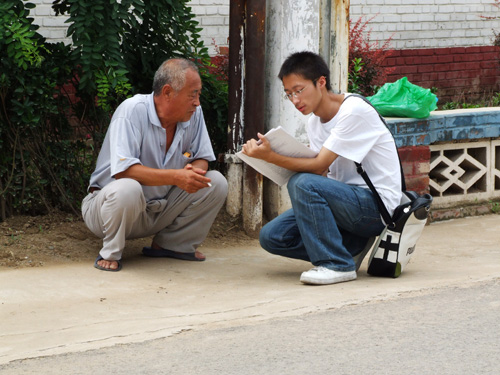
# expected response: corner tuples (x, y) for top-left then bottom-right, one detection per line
(242, 133), (272, 161)
(176, 163), (212, 193)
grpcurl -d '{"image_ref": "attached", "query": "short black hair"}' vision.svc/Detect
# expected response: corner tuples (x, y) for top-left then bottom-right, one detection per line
(278, 51), (332, 91)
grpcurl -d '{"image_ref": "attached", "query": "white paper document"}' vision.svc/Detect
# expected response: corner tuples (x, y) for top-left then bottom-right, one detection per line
(236, 126), (318, 186)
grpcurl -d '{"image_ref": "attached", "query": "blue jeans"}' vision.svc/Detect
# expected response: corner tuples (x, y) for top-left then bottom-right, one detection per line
(259, 173), (385, 272)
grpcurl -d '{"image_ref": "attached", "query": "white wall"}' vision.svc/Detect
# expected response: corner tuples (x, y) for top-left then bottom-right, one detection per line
(188, 0), (229, 54)
(29, 0), (70, 44)
(30, 1), (500, 53)
(350, 0), (500, 49)
(29, 0), (230, 55)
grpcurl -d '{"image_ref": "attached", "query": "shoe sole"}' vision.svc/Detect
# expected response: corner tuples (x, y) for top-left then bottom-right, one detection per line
(300, 272), (357, 285)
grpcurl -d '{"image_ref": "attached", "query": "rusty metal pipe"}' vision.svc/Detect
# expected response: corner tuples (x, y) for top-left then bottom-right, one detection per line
(243, 0), (266, 142)
(227, 0), (245, 153)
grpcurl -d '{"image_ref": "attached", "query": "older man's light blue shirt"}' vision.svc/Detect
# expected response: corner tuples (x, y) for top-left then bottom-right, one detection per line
(89, 93), (215, 201)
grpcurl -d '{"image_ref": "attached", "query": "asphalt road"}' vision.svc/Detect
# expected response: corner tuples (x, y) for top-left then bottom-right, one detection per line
(2, 279), (499, 375)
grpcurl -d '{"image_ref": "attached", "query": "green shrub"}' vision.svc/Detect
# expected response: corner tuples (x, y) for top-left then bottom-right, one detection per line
(348, 16), (394, 96)
(0, 0), (228, 220)
(0, 1), (82, 219)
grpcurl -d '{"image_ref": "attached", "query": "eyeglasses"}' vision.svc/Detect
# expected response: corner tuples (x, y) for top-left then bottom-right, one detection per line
(283, 79), (318, 101)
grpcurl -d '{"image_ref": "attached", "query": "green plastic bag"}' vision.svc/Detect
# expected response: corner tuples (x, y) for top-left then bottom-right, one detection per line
(367, 77), (437, 119)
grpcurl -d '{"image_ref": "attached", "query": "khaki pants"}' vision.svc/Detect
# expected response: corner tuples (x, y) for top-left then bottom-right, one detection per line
(81, 171), (228, 260)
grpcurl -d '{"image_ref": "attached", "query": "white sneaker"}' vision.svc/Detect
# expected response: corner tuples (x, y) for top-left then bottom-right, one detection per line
(300, 266), (357, 285)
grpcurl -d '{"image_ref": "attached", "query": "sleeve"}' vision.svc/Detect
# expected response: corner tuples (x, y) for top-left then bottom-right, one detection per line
(322, 103), (385, 163)
(188, 107), (216, 162)
(109, 116), (144, 177)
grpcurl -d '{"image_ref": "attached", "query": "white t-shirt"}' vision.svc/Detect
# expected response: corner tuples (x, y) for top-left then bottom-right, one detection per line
(307, 93), (402, 215)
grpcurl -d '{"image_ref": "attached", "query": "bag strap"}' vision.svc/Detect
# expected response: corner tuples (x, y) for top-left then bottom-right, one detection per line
(342, 93), (406, 228)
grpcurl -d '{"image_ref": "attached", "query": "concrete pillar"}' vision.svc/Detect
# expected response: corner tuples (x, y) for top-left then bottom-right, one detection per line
(225, 0), (350, 231)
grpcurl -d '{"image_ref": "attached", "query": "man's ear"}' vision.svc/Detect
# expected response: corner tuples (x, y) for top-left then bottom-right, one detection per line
(316, 76), (327, 89)
(162, 84), (174, 99)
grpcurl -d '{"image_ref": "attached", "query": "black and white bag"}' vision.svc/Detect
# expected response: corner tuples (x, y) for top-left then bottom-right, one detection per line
(346, 94), (433, 278)
(362, 179), (432, 278)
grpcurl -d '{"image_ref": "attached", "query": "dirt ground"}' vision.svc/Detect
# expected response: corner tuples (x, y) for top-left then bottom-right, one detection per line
(0, 208), (252, 269)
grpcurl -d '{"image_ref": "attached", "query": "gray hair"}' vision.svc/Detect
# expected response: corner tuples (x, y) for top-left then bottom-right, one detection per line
(152, 58), (199, 95)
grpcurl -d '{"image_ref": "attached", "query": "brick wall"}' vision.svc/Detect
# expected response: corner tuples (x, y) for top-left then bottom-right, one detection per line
(29, 0), (70, 44)
(188, 0), (229, 55)
(398, 146), (431, 194)
(350, 0), (500, 49)
(383, 46), (500, 103)
(27, 1), (500, 100)
(350, 0), (500, 103)
(29, 0), (230, 55)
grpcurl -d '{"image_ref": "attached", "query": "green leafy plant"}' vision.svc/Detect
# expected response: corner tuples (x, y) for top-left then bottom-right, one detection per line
(348, 57), (365, 94)
(491, 201), (500, 213)
(53, 0), (227, 157)
(0, 0), (228, 221)
(349, 15), (394, 96)
(439, 91), (500, 110)
(0, 0), (82, 219)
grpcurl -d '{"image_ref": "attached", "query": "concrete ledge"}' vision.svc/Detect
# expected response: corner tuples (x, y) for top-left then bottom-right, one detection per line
(386, 107), (500, 147)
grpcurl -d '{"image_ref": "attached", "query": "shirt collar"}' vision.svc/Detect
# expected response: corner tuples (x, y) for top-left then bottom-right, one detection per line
(147, 93), (162, 128)
(147, 92), (193, 130)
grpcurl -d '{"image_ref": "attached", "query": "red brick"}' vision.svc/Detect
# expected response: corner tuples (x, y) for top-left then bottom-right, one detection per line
(417, 49), (436, 56)
(466, 53), (485, 62)
(452, 54), (464, 62)
(385, 57), (397, 66)
(465, 70), (481, 77)
(420, 73), (432, 81)
(437, 80), (454, 88)
(449, 47), (467, 54)
(398, 146), (430, 162)
(448, 62), (467, 71)
(405, 176), (430, 195)
(394, 57), (405, 65)
(388, 49), (401, 57)
(464, 62), (478, 70)
(401, 49), (419, 57)
(434, 64), (452, 72)
(417, 55), (438, 64)
(417, 65), (435, 73)
(432, 72), (445, 80)
(480, 76), (499, 85)
(479, 46), (500, 52)
(434, 48), (451, 55)
(400, 66), (419, 74)
(467, 47), (482, 53)
(482, 68), (500, 77)
(391, 66), (404, 75)
(480, 60), (499, 69)
(436, 55), (454, 64)
(445, 71), (462, 80)
(403, 56), (416, 64)
(451, 79), (468, 87)
(410, 73), (423, 81)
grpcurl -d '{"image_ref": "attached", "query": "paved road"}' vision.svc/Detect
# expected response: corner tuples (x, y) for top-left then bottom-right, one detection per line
(2, 279), (499, 375)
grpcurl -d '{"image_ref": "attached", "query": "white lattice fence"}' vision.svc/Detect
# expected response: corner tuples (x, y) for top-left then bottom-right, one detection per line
(493, 140), (500, 195)
(429, 141), (500, 207)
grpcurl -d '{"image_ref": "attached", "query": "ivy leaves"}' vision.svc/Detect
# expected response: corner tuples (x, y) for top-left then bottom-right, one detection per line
(0, 1), (46, 70)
